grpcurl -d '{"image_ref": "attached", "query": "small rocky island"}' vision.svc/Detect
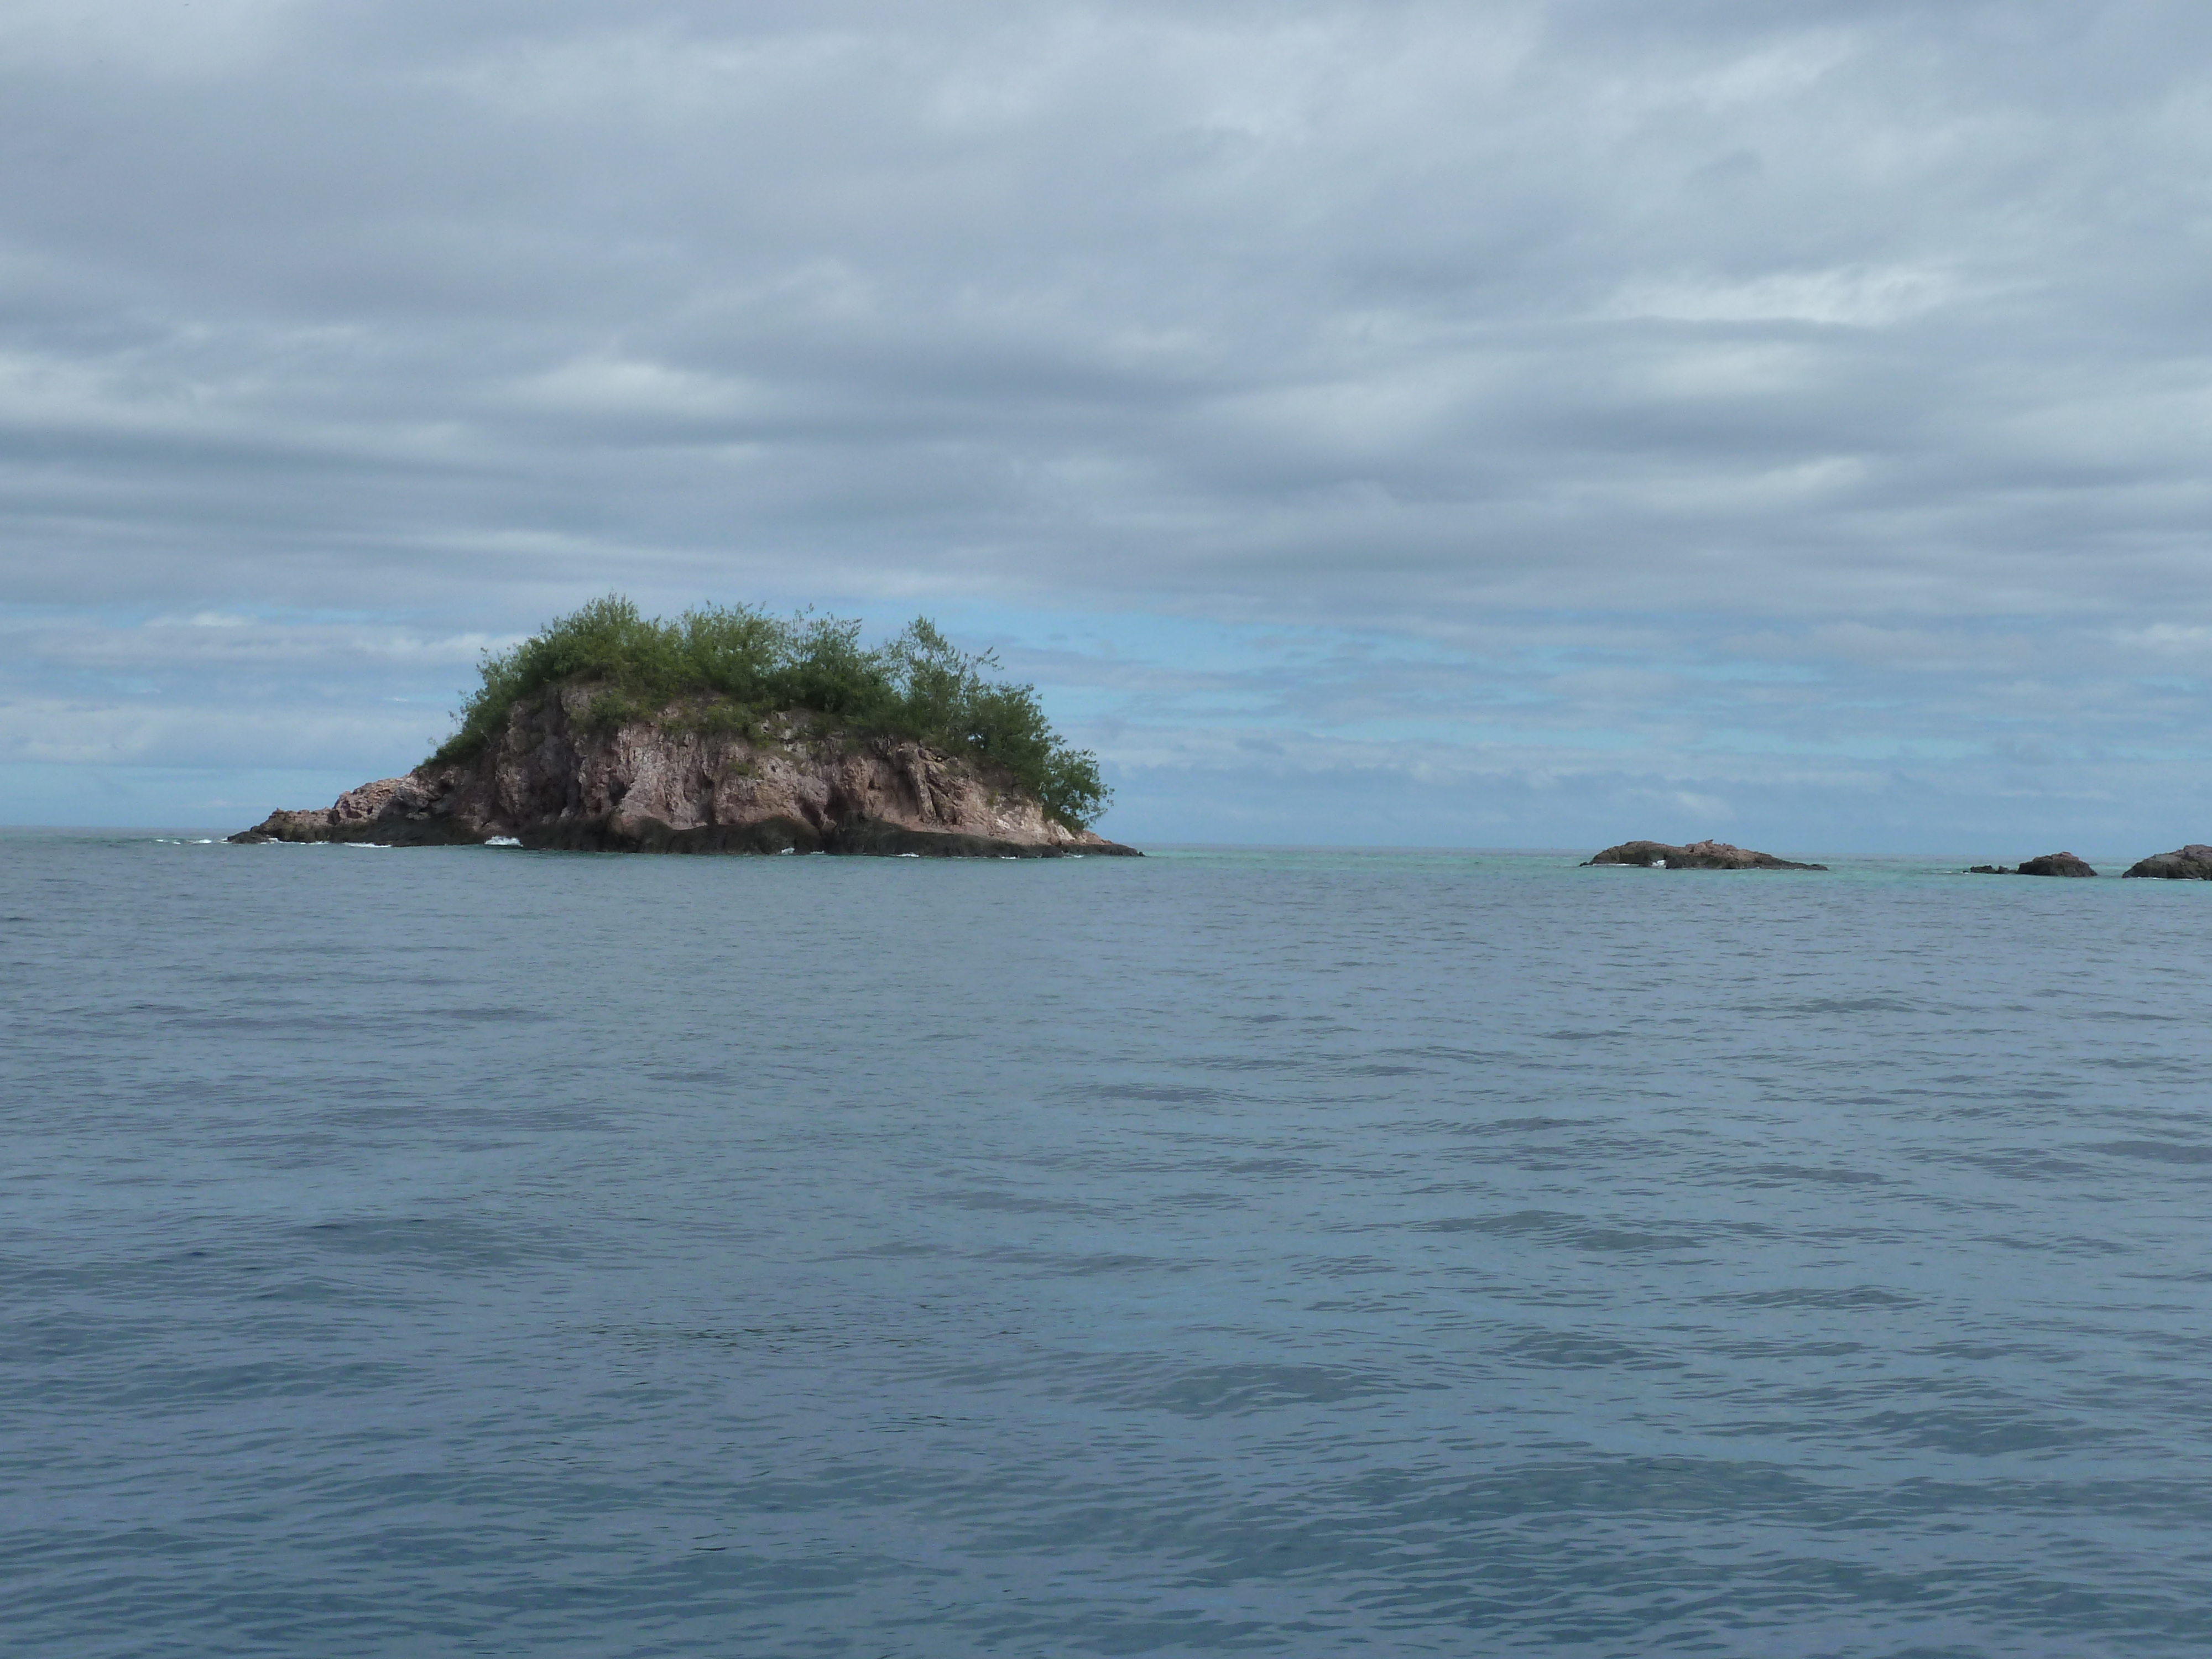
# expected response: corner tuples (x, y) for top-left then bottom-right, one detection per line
(1966, 852), (2097, 877)
(2124, 845), (2212, 879)
(1960, 846), (2212, 878)
(1582, 839), (1826, 870)
(232, 597), (1138, 858)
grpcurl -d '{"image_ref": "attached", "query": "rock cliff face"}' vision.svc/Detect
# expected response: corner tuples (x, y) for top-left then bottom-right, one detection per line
(229, 685), (1138, 857)
(2124, 845), (2212, 879)
(1582, 839), (1825, 870)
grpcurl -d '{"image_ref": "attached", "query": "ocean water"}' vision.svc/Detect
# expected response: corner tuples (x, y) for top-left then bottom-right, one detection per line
(7, 833), (2212, 1658)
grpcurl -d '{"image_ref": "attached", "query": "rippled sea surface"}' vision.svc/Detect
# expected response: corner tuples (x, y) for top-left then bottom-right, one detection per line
(8, 834), (2212, 1657)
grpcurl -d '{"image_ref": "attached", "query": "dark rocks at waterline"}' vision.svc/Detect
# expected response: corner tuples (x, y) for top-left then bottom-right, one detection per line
(1966, 852), (2098, 877)
(1971, 844), (2212, 879)
(2123, 844), (2212, 880)
(1582, 839), (1827, 871)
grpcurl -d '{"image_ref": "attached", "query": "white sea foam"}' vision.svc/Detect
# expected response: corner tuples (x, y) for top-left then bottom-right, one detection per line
(485, 837), (522, 847)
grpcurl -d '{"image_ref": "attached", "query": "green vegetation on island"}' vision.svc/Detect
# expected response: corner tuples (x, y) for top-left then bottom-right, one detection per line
(432, 596), (1110, 829)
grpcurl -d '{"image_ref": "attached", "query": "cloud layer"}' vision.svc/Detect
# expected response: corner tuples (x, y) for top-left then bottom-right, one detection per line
(3, 1), (2209, 843)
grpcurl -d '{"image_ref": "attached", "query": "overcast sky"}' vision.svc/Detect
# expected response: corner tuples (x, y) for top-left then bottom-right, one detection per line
(4, 0), (2210, 849)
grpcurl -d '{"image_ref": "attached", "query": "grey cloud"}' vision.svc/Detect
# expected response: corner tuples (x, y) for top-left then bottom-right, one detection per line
(3, 1), (2210, 835)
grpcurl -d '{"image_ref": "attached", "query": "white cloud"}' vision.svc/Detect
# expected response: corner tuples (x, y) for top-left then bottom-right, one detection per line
(521, 353), (756, 420)
(1606, 265), (1959, 328)
(0, 0), (296, 77)
(2116, 622), (2212, 658)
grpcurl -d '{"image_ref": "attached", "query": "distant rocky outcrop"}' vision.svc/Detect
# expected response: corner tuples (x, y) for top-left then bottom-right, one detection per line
(2123, 845), (2212, 880)
(229, 685), (1138, 858)
(1968, 852), (2098, 877)
(1582, 839), (1826, 871)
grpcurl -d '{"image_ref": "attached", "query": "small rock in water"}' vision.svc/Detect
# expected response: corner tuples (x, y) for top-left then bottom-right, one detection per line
(1965, 852), (2097, 877)
(2017, 852), (2097, 877)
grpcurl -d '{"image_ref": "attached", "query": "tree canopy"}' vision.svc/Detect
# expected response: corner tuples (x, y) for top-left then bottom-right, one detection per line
(431, 596), (1109, 828)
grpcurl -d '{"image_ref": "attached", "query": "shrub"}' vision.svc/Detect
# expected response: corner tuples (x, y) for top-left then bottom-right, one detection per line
(431, 596), (1110, 828)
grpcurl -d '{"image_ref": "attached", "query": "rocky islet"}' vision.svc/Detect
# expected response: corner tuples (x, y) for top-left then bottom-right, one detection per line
(1959, 847), (2212, 878)
(1588, 841), (2212, 878)
(231, 684), (1139, 858)
(1966, 852), (2098, 877)
(1582, 839), (1827, 870)
(2122, 844), (2212, 879)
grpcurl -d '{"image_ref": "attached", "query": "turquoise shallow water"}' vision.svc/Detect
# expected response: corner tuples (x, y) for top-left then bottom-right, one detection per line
(6, 834), (2212, 1657)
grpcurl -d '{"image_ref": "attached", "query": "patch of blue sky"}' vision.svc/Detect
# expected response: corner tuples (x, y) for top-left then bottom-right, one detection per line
(1673, 661), (1828, 685)
(1127, 695), (1295, 722)
(2100, 743), (2212, 763)
(909, 597), (1472, 678)
(1311, 719), (1652, 752)
(60, 673), (168, 698)
(0, 764), (374, 828)
(1689, 729), (1984, 761)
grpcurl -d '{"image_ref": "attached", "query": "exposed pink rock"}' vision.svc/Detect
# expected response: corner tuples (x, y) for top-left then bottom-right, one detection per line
(231, 686), (1136, 857)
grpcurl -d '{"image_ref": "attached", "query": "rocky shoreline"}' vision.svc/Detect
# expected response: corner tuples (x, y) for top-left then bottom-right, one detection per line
(230, 685), (1139, 858)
